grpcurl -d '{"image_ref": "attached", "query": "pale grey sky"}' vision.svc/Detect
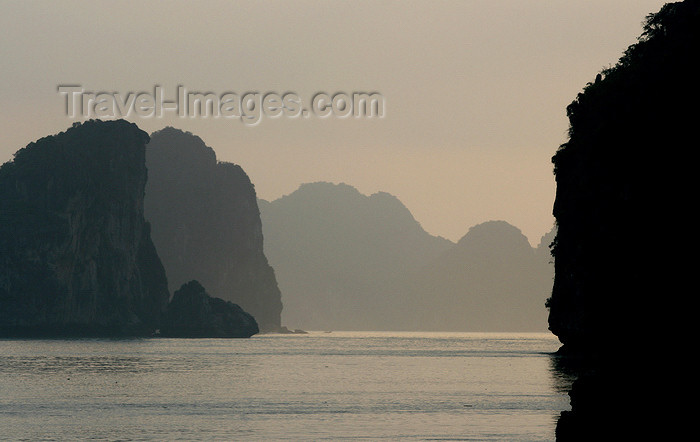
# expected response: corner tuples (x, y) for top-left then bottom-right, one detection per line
(0, 0), (668, 244)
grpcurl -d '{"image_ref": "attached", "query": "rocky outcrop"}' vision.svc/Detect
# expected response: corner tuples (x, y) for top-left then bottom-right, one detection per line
(548, 1), (698, 438)
(0, 120), (170, 337)
(549, 0), (698, 356)
(144, 127), (282, 332)
(161, 280), (258, 338)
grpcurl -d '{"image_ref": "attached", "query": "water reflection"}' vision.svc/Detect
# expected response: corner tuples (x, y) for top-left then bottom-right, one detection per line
(1, 334), (570, 440)
(0, 355), (144, 374)
(547, 352), (580, 394)
(547, 350), (620, 440)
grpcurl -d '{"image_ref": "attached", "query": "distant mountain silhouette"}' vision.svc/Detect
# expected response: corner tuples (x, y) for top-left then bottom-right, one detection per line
(260, 182), (553, 331)
(535, 224), (556, 266)
(259, 182), (453, 330)
(145, 127), (282, 332)
(0, 120), (170, 337)
(400, 221), (554, 331)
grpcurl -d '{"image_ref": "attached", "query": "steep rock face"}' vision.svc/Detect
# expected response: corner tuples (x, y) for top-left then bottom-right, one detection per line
(259, 182), (454, 331)
(144, 127), (282, 332)
(161, 280), (258, 338)
(0, 120), (170, 336)
(548, 2), (699, 438)
(548, 0), (699, 357)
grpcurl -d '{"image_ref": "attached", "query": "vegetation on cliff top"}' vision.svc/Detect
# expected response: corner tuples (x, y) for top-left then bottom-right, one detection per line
(548, 1), (699, 354)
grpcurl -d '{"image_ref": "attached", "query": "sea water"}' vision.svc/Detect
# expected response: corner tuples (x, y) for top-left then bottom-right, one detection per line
(0, 332), (573, 440)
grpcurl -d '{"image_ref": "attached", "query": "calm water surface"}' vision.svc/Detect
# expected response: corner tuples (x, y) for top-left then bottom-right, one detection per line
(0, 332), (573, 440)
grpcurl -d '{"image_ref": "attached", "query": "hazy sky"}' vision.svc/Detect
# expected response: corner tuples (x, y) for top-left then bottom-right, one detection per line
(0, 0), (668, 245)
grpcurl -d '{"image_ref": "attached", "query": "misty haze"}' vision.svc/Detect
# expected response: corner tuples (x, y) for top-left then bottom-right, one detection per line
(1, 1), (694, 440)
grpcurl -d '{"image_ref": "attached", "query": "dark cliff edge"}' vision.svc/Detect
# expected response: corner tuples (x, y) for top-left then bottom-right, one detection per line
(548, 1), (698, 439)
(161, 280), (258, 338)
(0, 120), (170, 337)
(145, 127), (282, 332)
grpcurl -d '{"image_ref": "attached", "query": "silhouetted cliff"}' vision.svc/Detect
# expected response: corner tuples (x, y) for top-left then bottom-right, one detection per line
(145, 127), (282, 332)
(548, 1), (698, 438)
(0, 120), (170, 337)
(161, 280), (258, 338)
(549, 0), (698, 356)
